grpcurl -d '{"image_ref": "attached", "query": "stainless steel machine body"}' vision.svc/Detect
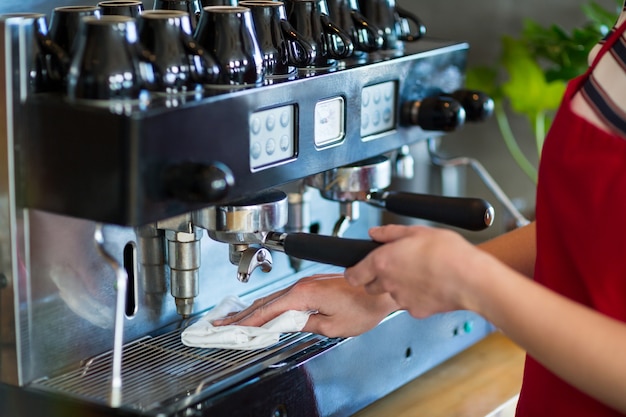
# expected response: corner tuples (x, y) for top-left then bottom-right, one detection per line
(0, 1), (496, 416)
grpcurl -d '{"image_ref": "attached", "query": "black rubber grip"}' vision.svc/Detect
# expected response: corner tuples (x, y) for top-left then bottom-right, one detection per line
(283, 233), (382, 268)
(381, 191), (493, 231)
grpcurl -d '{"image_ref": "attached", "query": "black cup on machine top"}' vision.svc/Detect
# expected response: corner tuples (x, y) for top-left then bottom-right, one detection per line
(67, 15), (156, 101)
(194, 6), (265, 86)
(198, 0), (238, 6)
(98, 0), (145, 17)
(0, 13), (69, 93)
(356, 0), (425, 50)
(239, 0), (315, 76)
(153, 0), (201, 30)
(284, 0), (354, 68)
(49, 6), (102, 57)
(324, 0), (383, 53)
(137, 10), (219, 92)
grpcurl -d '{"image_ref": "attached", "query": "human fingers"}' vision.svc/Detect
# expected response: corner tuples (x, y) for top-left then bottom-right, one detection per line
(368, 224), (428, 243)
(344, 226), (430, 287)
(212, 287), (291, 326)
(214, 274), (344, 327)
(301, 313), (359, 338)
(344, 233), (406, 288)
(212, 299), (283, 327)
(363, 278), (388, 295)
(343, 250), (379, 287)
(295, 277), (401, 337)
(298, 273), (345, 282)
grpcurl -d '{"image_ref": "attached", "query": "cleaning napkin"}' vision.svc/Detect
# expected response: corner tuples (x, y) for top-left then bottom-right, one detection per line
(181, 295), (313, 350)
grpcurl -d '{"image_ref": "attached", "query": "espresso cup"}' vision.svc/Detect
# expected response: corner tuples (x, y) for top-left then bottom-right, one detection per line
(98, 1), (145, 17)
(239, 1), (315, 75)
(194, 6), (265, 86)
(284, 0), (354, 67)
(0, 13), (69, 93)
(324, 0), (383, 53)
(153, 0), (201, 29)
(67, 15), (156, 100)
(356, 0), (425, 50)
(198, 0), (238, 7)
(137, 10), (219, 92)
(49, 6), (102, 57)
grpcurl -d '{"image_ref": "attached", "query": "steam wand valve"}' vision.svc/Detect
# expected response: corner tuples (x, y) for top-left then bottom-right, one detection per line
(401, 89), (494, 132)
(440, 89), (494, 123)
(401, 95), (466, 131)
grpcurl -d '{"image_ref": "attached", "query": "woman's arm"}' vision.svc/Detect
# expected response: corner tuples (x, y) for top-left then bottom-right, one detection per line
(475, 257), (626, 413)
(477, 221), (536, 278)
(345, 224), (626, 413)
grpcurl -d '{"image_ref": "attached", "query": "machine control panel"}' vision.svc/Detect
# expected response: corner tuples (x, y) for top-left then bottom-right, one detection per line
(361, 81), (397, 139)
(249, 104), (296, 171)
(314, 96), (346, 148)
(22, 39), (470, 225)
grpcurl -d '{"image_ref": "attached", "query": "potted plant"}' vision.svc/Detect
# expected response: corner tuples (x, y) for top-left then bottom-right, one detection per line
(465, 1), (621, 184)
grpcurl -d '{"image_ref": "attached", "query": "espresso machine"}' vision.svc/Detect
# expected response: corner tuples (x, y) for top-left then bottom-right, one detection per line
(0, 1), (520, 416)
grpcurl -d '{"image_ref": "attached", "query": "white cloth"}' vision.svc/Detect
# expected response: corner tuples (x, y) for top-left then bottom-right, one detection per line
(181, 295), (313, 350)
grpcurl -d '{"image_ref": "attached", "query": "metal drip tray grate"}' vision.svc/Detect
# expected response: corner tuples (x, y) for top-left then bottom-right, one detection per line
(31, 328), (325, 413)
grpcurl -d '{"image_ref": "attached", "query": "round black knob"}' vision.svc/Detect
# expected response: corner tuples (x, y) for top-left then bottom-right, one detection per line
(402, 96), (466, 131)
(163, 161), (234, 203)
(444, 90), (494, 122)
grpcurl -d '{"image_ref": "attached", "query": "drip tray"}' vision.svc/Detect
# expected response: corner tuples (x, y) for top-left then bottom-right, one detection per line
(30, 328), (327, 414)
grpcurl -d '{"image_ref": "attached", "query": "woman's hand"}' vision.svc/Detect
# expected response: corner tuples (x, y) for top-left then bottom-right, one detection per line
(344, 224), (492, 319)
(212, 273), (399, 338)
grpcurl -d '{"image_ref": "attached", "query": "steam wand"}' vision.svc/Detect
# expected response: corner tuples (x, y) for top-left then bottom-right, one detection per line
(94, 224), (127, 408)
(426, 138), (530, 228)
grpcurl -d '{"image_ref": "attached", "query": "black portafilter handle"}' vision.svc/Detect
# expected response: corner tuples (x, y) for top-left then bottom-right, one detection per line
(264, 232), (382, 268)
(368, 191), (494, 231)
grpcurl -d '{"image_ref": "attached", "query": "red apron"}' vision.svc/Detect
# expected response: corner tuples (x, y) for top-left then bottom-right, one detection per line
(516, 20), (626, 417)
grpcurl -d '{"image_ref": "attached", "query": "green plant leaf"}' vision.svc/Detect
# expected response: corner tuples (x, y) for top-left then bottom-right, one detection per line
(465, 66), (501, 99)
(521, 21), (597, 81)
(582, 0), (622, 33)
(500, 36), (566, 120)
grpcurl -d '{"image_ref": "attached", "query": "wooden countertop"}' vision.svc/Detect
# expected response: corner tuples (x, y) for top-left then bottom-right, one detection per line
(354, 332), (526, 417)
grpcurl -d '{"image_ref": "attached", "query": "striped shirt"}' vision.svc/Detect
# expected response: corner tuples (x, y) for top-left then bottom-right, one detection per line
(571, 2), (626, 138)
